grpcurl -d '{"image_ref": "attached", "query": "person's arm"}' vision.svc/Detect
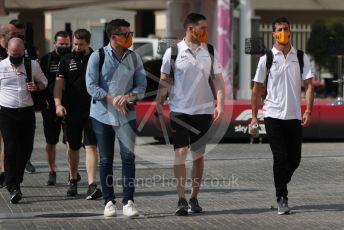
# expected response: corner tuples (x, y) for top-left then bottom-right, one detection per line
(250, 53), (268, 127)
(213, 73), (225, 122)
(54, 76), (66, 117)
(251, 82), (265, 123)
(54, 57), (67, 117)
(156, 72), (172, 114)
(156, 47), (173, 114)
(211, 49), (225, 121)
(302, 79), (314, 127)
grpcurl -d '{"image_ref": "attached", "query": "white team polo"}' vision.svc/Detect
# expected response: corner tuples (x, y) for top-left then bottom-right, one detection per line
(0, 57), (47, 108)
(161, 39), (222, 115)
(253, 46), (314, 120)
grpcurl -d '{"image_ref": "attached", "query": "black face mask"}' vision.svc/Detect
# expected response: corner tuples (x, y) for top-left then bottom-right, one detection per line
(57, 46), (71, 56)
(9, 55), (24, 66)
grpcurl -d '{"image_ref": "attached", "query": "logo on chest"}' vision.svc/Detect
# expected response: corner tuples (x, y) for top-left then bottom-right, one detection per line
(69, 59), (79, 71)
(49, 63), (59, 73)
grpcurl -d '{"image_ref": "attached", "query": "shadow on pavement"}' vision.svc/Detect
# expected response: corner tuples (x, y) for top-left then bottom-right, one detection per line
(135, 188), (261, 197)
(292, 203), (344, 213)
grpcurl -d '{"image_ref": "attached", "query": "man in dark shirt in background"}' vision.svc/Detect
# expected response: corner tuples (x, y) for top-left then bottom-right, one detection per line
(54, 29), (102, 200)
(39, 31), (71, 186)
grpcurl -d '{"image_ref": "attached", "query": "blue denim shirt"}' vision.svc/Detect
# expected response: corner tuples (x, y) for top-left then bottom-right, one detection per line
(86, 43), (147, 126)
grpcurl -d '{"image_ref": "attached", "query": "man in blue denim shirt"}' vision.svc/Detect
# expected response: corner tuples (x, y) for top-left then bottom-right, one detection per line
(86, 19), (146, 218)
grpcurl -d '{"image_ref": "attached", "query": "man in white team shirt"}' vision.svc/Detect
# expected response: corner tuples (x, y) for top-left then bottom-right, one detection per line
(250, 17), (314, 215)
(0, 38), (47, 204)
(157, 13), (225, 216)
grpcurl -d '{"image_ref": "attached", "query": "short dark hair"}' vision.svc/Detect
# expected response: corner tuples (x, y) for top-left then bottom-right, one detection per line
(54, 31), (71, 41)
(73, 29), (91, 43)
(272, 17), (290, 32)
(106, 19), (130, 38)
(9, 19), (26, 30)
(183, 13), (206, 29)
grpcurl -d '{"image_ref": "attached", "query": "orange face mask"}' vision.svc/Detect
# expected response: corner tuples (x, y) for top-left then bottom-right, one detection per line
(192, 30), (208, 43)
(275, 31), (290, 45)
(116, 35), (133, 49)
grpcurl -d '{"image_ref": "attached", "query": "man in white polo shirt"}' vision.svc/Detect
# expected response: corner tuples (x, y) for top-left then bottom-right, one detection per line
(250, 17), (314, 215)
(0, 38), (47, 204)
(157, 13), (225, 216)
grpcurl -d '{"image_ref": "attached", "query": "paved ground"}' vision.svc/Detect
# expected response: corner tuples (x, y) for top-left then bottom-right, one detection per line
(0, 114), (344, 229)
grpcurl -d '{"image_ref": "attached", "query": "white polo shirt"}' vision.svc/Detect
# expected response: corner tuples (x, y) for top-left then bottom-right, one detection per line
(0, 57), (47, 108)
(253, 46), (314, 120)
(161, 39), (222, 115)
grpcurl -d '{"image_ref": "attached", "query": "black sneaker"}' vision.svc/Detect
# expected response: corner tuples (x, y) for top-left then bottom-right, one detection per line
(86, 183), (102, 200)
(47, 171), (56, 186)
(67, 179), (78, 196)
(277, 197), (290, 215)
(0, 172), (5, 188)
(67, 172), (81, 184)
(25, 161), (36, 173)
(175, 197), (188, 216)
(10, 189), (22, 204)
(188, 197), (203, 213)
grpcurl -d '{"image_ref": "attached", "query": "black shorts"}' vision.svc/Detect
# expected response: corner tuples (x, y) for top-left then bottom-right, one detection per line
(64, 114), (97, 150)
(170, 112), (212, 153)
(42, 108), (64, 145)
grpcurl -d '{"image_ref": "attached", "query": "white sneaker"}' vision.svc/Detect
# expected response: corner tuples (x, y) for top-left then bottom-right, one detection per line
(123, 200), (139, 217)
(104, 200), (117, 217)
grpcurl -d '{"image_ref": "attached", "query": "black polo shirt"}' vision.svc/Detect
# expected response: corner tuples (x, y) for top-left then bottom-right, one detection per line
(39, 51), (62, 104)
(58, 49), (93, 114)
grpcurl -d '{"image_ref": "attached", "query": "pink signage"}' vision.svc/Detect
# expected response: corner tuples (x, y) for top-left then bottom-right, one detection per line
(217, 0), (233, 99)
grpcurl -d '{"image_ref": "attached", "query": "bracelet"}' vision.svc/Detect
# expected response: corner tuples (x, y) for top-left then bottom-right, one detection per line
(304, 110), (312, 115)
(55, 104), (62, 108)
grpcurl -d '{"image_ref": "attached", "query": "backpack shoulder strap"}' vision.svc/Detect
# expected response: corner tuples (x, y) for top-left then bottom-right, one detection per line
(265, 50), (273, 87)
(24, 57), (32, 82)
(207, 43), (215, 80)
(170, 44), (178, 80)
(98, 47), (105, 74)
(46, 52), (52, 75)
(297, 49), (304, 76)
(128, 50), (137, 69)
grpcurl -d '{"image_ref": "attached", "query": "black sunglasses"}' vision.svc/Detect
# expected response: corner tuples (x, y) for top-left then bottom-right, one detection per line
(113, 32), (134, 38)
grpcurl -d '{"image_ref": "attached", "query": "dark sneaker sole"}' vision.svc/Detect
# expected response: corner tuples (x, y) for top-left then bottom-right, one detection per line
(188, 208), (203, 213)
(278, 210), (290, 215)
(175, 208), (188, 216)
(10, 193), (22, 204)
(86, 189), (102, 200)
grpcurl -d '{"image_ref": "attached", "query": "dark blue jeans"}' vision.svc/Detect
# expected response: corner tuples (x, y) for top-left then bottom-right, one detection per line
(91, 118), (136, 205)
